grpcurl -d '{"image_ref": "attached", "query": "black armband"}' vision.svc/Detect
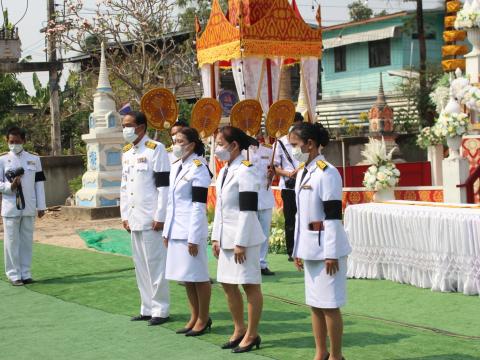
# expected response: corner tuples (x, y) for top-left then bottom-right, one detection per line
(323, 200), (343, 220)
(35, 171), (46, 182)
(192, 186), (208, 203)
(239, 191), (258, 211)
(154, 171), (170, 187)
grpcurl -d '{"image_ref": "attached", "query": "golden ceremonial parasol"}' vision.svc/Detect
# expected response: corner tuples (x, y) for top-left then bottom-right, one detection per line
(190, 98), (222, 138)
(140, 88), (178, 130)
(266, 99), (296, 188)
(230, 99), (263, 137)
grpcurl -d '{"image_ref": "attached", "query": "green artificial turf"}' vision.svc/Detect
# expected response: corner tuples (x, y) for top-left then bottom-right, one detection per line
(1, 241), (479, 360)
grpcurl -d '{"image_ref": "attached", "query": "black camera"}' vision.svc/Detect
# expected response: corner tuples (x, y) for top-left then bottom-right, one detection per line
(5, 167), (24, 183)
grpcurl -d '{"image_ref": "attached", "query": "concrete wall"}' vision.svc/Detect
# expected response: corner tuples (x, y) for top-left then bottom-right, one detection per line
(40, 155), (85, 207)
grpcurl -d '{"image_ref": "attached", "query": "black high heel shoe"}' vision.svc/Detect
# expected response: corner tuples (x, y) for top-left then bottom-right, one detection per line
(221, 333), (246, 349)
(185, 318), (212, 337)
(176, 327), (192, 334)
(231, 336), (261, 353)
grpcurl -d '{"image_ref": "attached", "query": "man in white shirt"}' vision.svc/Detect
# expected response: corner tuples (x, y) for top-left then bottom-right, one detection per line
(120, 111), (171, 326)
(0, 126), (46, 286)
(273, 113), (304, 261)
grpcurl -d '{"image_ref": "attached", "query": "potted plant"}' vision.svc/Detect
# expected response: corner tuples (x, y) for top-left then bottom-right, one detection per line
(361, 138), (400, 202)
(0, 9), (21, 63)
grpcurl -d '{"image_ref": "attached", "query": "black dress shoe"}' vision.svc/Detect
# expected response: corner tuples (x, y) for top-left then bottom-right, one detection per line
(148, 316), (170, 326)
(261, 268), (275, 276)
(11, 280), (23, 286)
(288, 256), (294, 262)
(232, 336), (261, 353)
(22, 278), (34, 284)
(131, 315), (152, 321)
(221, 333), (246, 349)
(185, 318), (212, 337)
(323, 352), (330, 360)
(176, 327), (192, 334)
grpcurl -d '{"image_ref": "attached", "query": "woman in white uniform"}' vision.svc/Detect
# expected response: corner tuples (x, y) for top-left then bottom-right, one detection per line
(163, 127), (212, 337)
(211, 126), (265, 354)
(289, 122), (351, 360)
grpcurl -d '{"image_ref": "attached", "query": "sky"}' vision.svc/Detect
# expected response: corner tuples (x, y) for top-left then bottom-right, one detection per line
(2, 0), (444, 95)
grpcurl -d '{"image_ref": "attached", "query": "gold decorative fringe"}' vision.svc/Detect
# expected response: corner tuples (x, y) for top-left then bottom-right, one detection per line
(443, 30), (467, 42)
(442, 44), (469, 56)
(446, 1), (462, 13)
(442, 59), (466, 71)
(444, 16), (456, 28)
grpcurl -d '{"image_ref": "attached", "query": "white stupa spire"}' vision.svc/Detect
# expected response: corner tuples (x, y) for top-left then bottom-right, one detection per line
(97, 42), (112, 92)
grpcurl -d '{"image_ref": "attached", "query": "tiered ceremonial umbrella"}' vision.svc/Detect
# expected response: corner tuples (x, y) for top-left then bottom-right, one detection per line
(196, 0), (322, 122)
(442, 0), (467, 72)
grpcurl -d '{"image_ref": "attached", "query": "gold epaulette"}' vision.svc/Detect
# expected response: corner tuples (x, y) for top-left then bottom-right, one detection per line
(193, 159), (202, 167)
(298, 162), (305, 169)
(261, 143), (272, 149)
(145, 141), (158, 150)
(166, 145), (173, 153)
(241, 160), (253, 167)
(30, 151), (38, 156)
(123, 144), (133, 153)
(0, 152), (8, 156)
(316, 160), (328, 171)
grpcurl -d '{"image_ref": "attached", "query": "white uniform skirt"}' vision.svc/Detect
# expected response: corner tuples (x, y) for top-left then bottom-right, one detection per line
(165, 239), (210, 282)
(304, 256), (348, 309)
(217, 245), (261, 285)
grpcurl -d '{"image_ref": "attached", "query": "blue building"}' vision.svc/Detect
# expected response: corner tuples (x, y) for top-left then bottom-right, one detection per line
(318, 9), (448, 128)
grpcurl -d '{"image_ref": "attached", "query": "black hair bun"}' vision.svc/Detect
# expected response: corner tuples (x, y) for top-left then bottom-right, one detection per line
(313, 122), (330, 147)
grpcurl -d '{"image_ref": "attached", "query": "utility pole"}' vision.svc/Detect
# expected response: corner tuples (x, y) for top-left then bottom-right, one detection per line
(47, 0), (62, 156)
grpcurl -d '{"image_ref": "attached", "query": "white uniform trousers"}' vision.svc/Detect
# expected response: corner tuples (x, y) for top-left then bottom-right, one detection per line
(131, 230), (170, 318)
(258, 209), (273, 270)
(3, 216), (35, 281)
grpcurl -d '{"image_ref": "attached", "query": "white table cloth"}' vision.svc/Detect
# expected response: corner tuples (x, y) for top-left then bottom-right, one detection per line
(344, 201), (480, 296)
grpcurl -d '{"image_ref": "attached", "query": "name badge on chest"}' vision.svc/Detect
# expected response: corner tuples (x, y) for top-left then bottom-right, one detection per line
(301, 184), (313, 190)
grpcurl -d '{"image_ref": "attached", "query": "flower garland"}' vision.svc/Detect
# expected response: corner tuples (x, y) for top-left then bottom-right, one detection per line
(455, 0), (480, 29)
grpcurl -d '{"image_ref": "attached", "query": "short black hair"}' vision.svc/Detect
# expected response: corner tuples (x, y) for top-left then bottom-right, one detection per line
(219, 126), (257, 151)
(6, 126), (26, 140)
(294, 112), (304, 123)
(291, 122), (330, 148)
(125, 111), (147, 126)
(173, 120), (188, 128)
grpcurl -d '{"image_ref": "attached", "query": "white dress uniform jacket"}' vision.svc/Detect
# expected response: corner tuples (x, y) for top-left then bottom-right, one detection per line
(243, 144), (274, 210)
(163, 154), (211, 244)
(0, 150), (46, 216)
(212, 155), (265, 249)
(273, 135), (299, 190)
(293, 156), (351, 261)
(120, 136), (170, 230)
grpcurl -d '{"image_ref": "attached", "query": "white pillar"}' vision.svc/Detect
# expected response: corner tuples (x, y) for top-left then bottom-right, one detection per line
(442, 157), (470, 203)
(427, 145), (444, 186)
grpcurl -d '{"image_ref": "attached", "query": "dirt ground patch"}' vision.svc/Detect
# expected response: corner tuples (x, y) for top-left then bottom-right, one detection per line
(0, 210), (124, 250)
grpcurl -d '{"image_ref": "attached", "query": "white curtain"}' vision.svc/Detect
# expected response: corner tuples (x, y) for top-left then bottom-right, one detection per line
(232, 57), (282, 114)
(201, 62), (220, 98)
(297, 57), (318, 122)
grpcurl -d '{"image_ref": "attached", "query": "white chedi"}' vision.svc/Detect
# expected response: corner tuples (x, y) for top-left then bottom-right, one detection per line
(362, 138), (400, 191)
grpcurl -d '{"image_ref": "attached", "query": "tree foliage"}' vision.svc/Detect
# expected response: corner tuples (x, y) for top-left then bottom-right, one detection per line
(177, 0), (228, 31)
(348, 1), (373, 22)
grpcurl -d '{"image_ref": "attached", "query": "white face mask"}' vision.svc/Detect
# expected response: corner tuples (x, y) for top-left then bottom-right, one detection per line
(292, 146), (309, 163)
(122, 127), (138, 143)
(9, 144), (23, 154)
(171, 134), (177, 143)
(214, 145), (231, 161)
(173, 144), (186, 159)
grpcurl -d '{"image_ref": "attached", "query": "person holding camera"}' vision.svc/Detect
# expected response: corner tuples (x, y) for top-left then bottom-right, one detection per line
(0, 127), (46, 286)
(273, 113), (304, 262)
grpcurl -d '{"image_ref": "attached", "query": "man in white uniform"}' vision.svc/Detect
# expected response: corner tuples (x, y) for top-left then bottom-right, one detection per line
(120, 111), (171, 326)
(245, 138), (275, 276)
(0, 126), (46, 286)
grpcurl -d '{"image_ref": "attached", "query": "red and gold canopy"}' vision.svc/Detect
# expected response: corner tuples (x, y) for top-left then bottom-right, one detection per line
(196, 0), (322, 67)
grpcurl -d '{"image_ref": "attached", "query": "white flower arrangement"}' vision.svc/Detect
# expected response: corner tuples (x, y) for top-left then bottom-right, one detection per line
(455, 0), (480, 29)
(461, 85), (480, 112)
(362, 138), (400, 191)
(435, 112), (470, 138)
(416, 127), (444, 149)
